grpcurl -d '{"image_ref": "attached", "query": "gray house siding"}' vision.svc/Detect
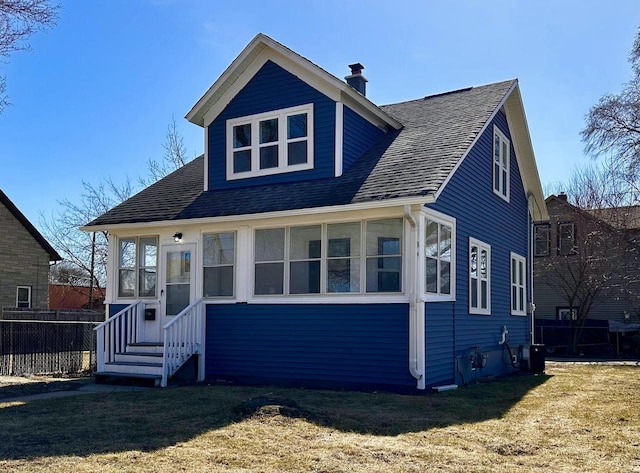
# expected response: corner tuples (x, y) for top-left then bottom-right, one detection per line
(0, 202), (51, 309)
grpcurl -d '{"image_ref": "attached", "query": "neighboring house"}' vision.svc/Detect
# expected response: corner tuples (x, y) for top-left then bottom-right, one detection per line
(49, 284), (106, 310)
(0, 190), (62, 310)
(85, 34), (548, 390)
(533, 194), (640, 354)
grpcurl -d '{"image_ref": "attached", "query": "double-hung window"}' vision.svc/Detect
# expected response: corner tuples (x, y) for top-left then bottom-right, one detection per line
(253, 218), (403, 296)
(469, 238), (491, 315)
(117, 236), (158, 298)
(424, 213), (455, 299)
(510, 253), (527, 316)
(533, 224), (550, 257)
(558, 222), (576, 255)
(203, 232), (235, 297)
(16, 286), (31, 308)
(493, 126), (510, 201)
(227, 104), (314, 179)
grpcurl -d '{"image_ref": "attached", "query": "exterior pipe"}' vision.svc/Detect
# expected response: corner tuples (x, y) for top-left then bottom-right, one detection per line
(527, 193), (536, 345)
(404, 205), (425, 389)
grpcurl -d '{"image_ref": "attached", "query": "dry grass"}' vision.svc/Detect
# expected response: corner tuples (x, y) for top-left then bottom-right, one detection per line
(0, 363), (638, 472)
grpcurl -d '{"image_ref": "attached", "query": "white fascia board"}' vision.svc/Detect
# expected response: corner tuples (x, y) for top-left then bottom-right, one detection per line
(80, 195), (433, 233)
(503, 85), (548, 222)
(186, 33), (401, 131)
(434, 80), (517, 202)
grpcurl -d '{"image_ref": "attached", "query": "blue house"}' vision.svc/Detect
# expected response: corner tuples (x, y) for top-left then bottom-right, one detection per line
(85, 34), (548, 390)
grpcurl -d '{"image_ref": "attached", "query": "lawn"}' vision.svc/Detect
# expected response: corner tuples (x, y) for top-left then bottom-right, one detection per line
(0, 363), (638, 472)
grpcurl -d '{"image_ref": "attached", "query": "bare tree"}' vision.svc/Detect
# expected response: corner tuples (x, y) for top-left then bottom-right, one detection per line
(536, 165), (640, 353)
(40, 177), (134, 291)
(40, 119), (194, 309)
(582, 28), (640, 196)
(139, 117), (191, 187)
(0, 0), (59, 112)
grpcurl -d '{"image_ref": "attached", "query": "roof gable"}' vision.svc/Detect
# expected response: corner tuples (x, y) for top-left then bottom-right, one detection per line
(185, 33), (401, 131)
(0, 189), (62, 261)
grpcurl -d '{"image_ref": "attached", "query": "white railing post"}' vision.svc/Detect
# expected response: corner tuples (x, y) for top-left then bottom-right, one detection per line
(161, 299), (204, 387)
(94, 301), (143, 373)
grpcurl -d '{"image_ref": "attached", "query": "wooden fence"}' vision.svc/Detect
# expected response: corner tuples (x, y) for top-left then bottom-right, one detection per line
(0, 308), (104, 376)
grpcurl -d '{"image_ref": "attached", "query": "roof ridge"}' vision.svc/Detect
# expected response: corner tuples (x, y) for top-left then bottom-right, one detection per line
(380, 79), (516, 108)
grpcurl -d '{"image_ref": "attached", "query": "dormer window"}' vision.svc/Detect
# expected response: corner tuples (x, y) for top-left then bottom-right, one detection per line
(227, 104), (314, 180)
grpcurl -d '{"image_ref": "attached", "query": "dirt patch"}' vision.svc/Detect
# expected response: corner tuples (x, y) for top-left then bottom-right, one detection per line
(234, 396), (325, 423)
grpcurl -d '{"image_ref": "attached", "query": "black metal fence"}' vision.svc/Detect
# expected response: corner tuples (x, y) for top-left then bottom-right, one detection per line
(0, 309), (104, 376)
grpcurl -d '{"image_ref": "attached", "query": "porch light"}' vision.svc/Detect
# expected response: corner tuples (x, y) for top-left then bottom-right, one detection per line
(173, 232), (183, 242)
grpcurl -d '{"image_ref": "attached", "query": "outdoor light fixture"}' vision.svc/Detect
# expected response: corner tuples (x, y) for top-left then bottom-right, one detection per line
(173, 232), (183, 242)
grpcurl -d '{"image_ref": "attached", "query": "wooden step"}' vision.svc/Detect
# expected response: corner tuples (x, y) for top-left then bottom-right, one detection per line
(114, 351), (163, 364)
(126, 342), (164, 354)
(104, 360), (163, 376)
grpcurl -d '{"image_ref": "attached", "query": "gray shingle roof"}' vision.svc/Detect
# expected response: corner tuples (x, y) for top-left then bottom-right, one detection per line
(86, 80), (515, 228)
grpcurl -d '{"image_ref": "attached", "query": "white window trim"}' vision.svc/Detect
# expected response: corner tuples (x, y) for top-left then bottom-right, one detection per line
(510, 252), (527, 316)
(117, 235), (159, 299)
(469, 237), (491, 315)
(202, 231), (237, 299)
(250, 218), (404, 298)
(226, 103), (314, 180)
(422, 209), (456, 302)
(16, 286), (31, 308)
(492, 125), (510, 202)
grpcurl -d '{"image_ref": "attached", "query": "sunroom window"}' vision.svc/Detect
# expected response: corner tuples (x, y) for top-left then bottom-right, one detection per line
(117, 236), (158, 298)
(327, 222), (361, 293)
(365, 219), (403, 293)
(425, 214), (455, 298)
(227, 104), (313, 180)
(253, 218), (403, 296)
(203, 232), (235, 297)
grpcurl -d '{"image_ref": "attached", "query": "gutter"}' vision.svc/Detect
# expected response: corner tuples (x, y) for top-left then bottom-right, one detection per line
(404, 205), (426, 389)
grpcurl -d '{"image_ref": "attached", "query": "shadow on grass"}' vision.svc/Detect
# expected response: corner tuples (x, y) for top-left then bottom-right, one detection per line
(0, 379), (88, 400)
(0, 372), (550, 460)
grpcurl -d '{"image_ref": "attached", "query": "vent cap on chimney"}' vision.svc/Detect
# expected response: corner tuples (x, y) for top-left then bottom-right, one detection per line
(345, 63), (367, 96)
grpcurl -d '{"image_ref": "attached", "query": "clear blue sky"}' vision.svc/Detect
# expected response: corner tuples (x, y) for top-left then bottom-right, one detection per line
(1, 0), (639, 230)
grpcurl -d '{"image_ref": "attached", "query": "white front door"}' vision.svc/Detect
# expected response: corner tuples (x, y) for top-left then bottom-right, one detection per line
(160, 243), (197, 339)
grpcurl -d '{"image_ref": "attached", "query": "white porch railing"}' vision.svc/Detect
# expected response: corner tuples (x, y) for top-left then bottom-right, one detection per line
(94, 301), (144, 373)
(161, 298), (205, 388)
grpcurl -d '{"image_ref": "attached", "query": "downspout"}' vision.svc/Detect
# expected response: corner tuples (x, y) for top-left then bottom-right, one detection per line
(404, 205), (425, 389)
(527, 193), (536, 344)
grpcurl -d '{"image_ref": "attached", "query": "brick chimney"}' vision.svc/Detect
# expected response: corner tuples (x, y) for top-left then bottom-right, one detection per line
(557, 192), (568, 201)
(345, 63), (367, 96)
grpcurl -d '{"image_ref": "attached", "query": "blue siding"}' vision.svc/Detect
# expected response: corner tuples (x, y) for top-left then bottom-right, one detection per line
(426, 109), (530, 377)
(108, 304), (129, 317)
(342, 105), (384, 172)
(208, 60), (336, 189)
(205, 303), (415, 389)
(425, 302), (455, 386)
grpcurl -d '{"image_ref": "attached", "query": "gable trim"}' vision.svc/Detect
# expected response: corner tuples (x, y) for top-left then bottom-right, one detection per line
(186, 34), (401, 131)
(433, 81), (516, 202)
(335, 102), (344, 177)
(0, 189), (62, 261)
(433, 81), (548, 222)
